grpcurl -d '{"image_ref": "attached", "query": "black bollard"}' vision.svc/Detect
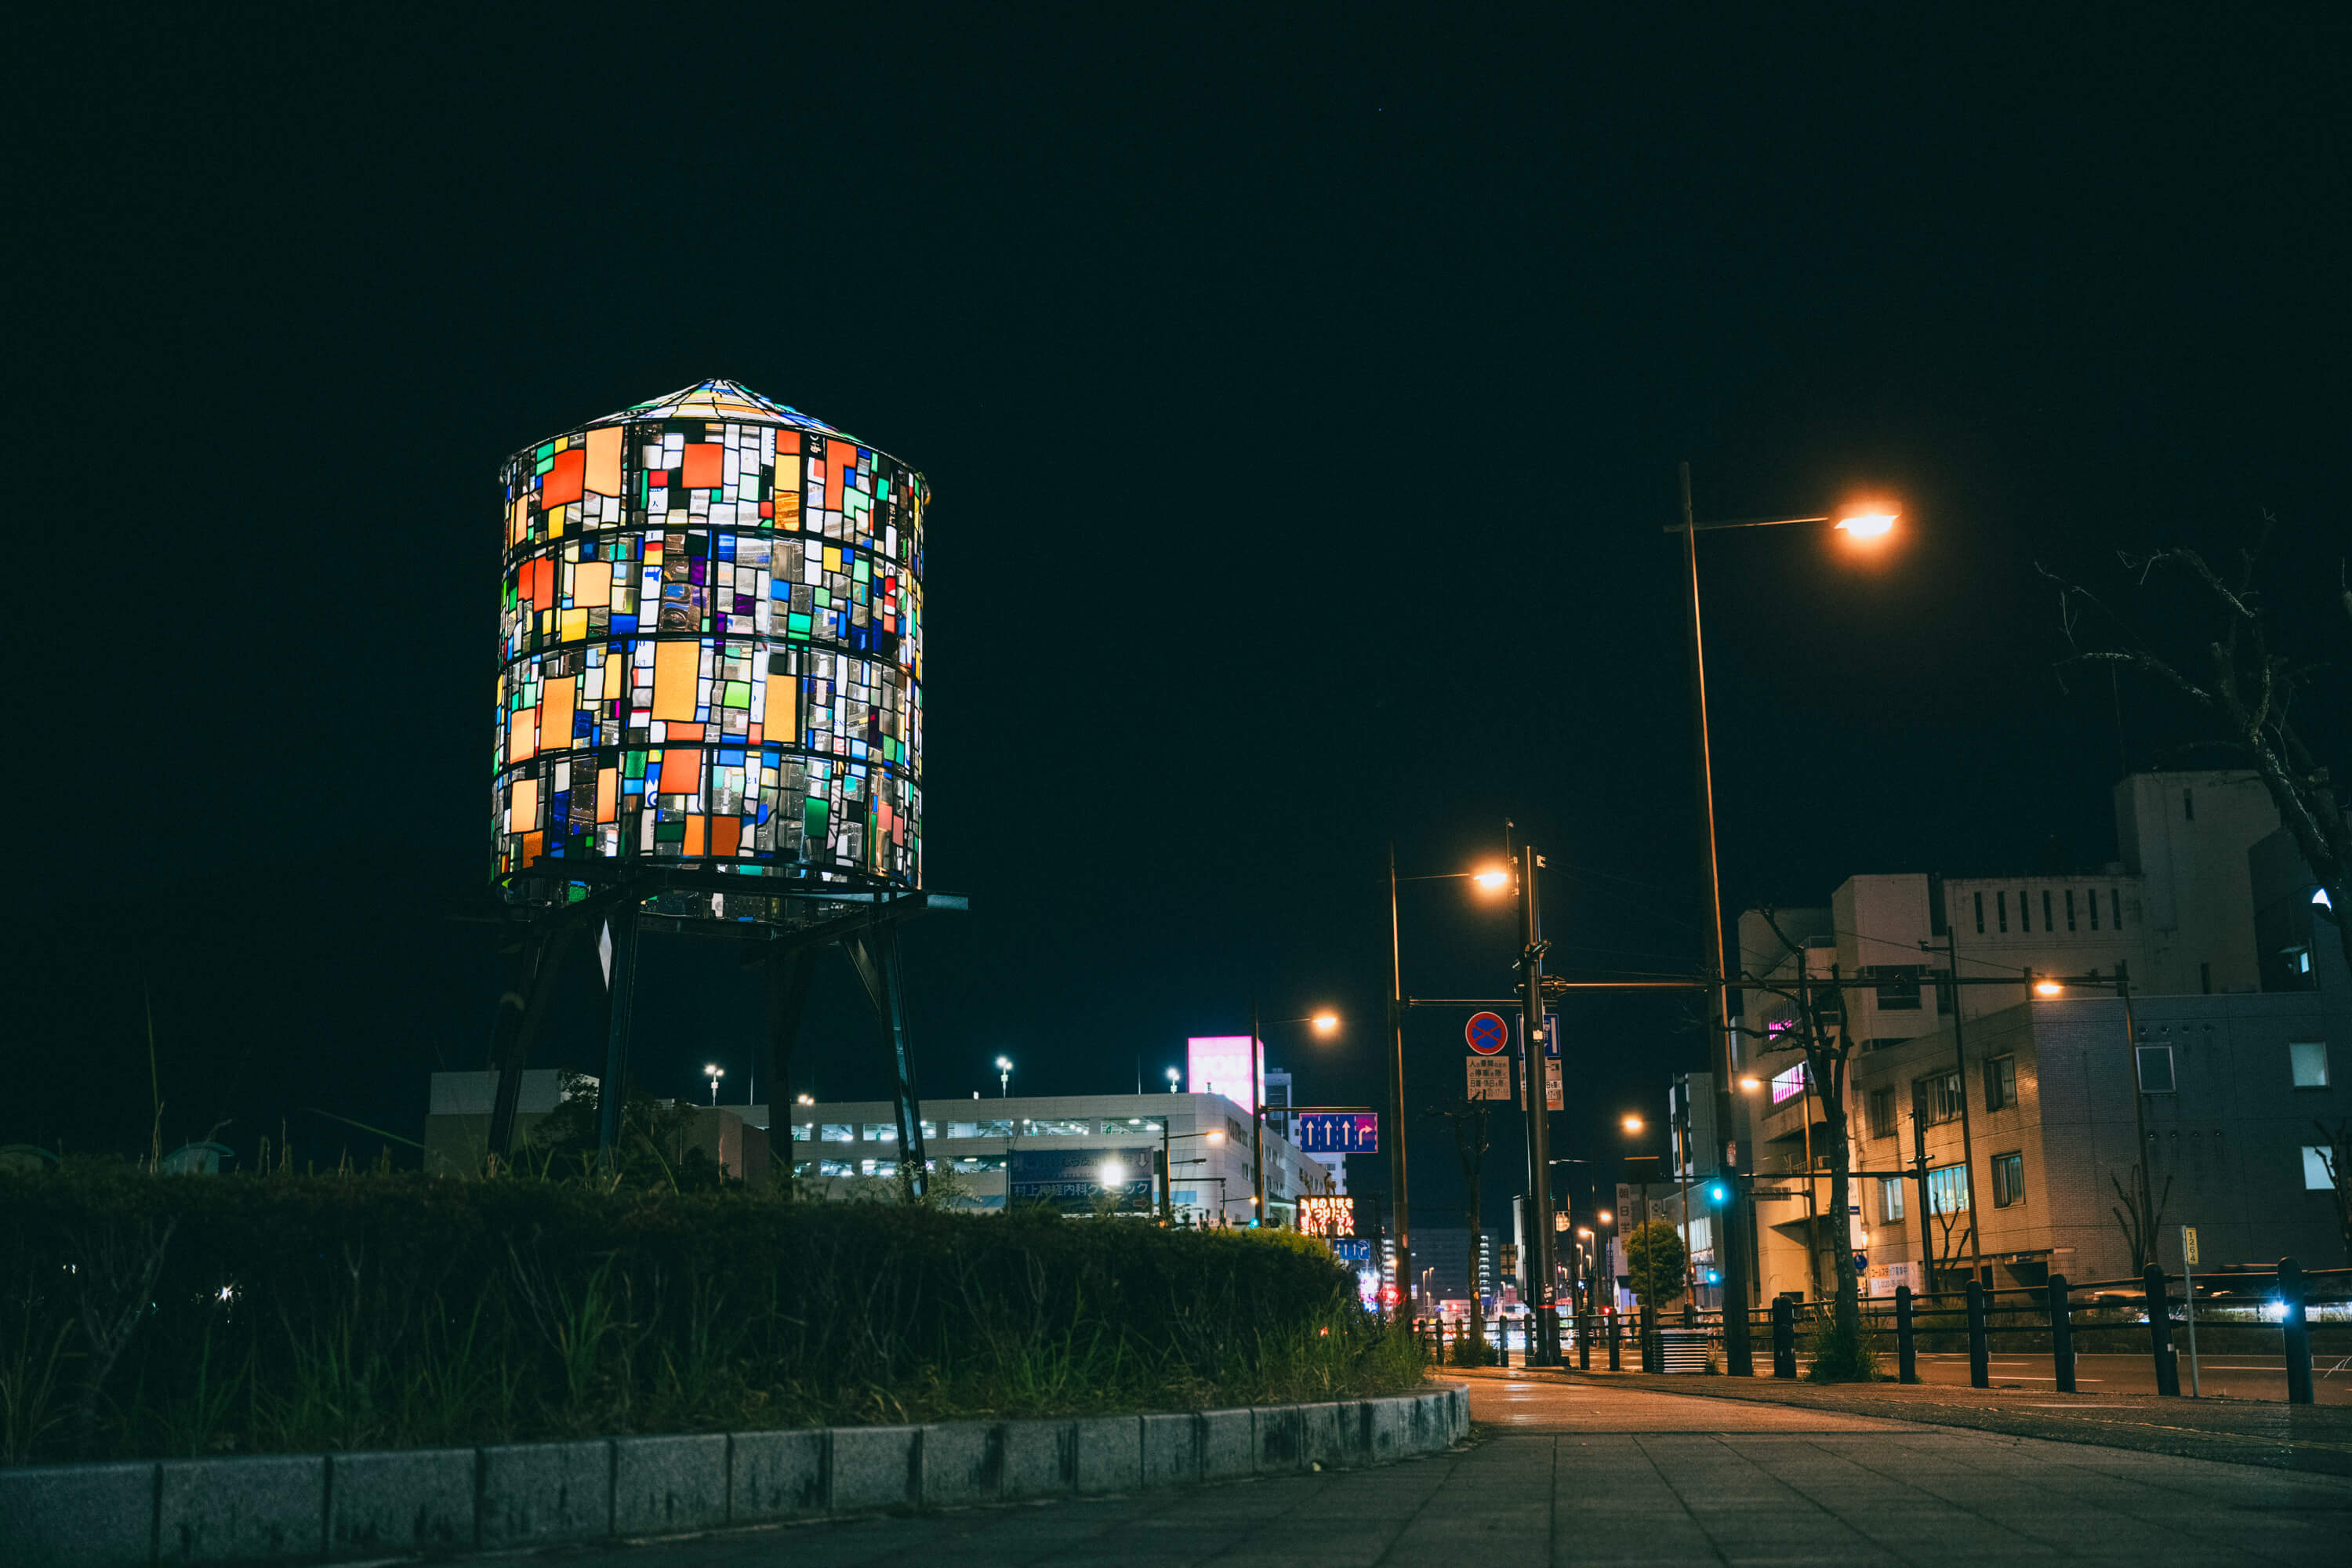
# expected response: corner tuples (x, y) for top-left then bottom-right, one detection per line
(2143, 1263), (2180, 1397)
(1608, 1308), (1621, 1371)
(1578, 1310), (1590, 1370)
(1965, 1279), (1990, 1388)
(1640, 1304), (1657, 1372)
(1896, 1285), (1919, 1384)
(2049, 1274), (2075, 1394)
(1772, 1298), (1796, 1379)
(2281, 1257), (2314, 1406)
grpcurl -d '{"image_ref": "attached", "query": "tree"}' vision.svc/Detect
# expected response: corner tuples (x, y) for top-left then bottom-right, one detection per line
(521, 1071), (735, 1191)
(2041, 524), (2351, 975)
(1744, 910), (1867, 1367)
(1424, 1099), (1494, 1363)
(2309, 1120), (2352, 1266)
(2109, 1163), (2175, 1276)
(1624, 1221), (1688, 1310)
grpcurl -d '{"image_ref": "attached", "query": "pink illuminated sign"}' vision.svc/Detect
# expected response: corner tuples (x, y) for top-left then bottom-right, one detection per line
(1186, 1035), (1260, 1117)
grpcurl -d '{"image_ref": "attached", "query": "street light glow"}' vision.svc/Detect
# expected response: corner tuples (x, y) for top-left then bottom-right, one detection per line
(1596, 1210), (1613, 1225)
(1312, 1012), (1340, 1031)
(1472, 867), (1511, 893)
(2034, 979), (2063, 996)
(1207, 1130), (1226, 1144)
(1738, 1076), (1763, 1091)
(1621, 1115), (1644, 1133)
(1834, 511), (1898, 538)
(1100, 1159), (1127, 1186)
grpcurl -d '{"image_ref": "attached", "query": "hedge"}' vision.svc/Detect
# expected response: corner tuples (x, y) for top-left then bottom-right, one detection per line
(0, 1168), (1417, 1464)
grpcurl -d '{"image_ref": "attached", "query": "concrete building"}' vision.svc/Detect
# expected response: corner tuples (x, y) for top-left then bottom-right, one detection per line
(1414, 1226), (1502, 1303)
(423, 1070), (767, 1182)
(1728, 768), (2350, 1302)
(742, 1092), (1338, 1222)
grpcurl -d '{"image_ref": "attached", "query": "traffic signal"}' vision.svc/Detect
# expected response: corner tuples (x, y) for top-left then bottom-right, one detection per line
(1705, 1181), (1730, 1205)
(1704, 1269), (1721, 1285)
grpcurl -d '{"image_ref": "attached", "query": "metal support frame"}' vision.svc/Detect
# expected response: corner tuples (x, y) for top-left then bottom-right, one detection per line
(474, 877), (961, 1181)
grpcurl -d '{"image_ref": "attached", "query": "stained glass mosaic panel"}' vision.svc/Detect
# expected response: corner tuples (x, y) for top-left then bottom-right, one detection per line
(494, 379), (926, 915)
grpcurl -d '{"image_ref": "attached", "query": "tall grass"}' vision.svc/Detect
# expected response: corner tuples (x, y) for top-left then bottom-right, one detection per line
(0, 1166), (1425, 1464)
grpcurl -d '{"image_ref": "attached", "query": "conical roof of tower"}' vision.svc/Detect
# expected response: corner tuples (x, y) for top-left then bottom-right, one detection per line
(593, 378), (855, 439)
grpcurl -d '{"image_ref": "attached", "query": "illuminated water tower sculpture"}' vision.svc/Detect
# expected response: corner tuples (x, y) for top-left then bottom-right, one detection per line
(483, 379), (963, 1178)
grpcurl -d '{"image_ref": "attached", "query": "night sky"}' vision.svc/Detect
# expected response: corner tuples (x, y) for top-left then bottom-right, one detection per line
(14, 10), (2347, 1230)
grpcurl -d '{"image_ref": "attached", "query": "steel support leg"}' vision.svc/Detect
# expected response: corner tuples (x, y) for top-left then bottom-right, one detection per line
(596, 913), (641, 1164)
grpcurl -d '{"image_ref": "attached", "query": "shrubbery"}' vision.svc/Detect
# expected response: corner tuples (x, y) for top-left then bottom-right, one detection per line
(0, 1167), (1423, 1464)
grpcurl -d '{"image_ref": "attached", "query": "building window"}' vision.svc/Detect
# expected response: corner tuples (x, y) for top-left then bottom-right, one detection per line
(821, 1123), (855, 1143)
(2065, 890), (2077, 931)
(1985, 1054), (2016, 1111)
(1877, 1175), (1907, 1224)
(1997, 891), (2009, 932)
(2088, 890), (2100, 930)
(2135, 1045), (2176, 1094)
(818, 1159), (855, 1176)
(1870, 965), (1922, 1011)
(2042, 890), (2055, 931)
(1867, 1087), (1898, 1140)
(2303, 1146), (2338, 1192)
(2291, 1041), (2330, 1088)
(1914, 1069), (1964, 1126)
(1026, 1118), (1089, 1136)
(1770, 1063), (1809, 1105)
(1991, 1152), (2025, 1207)
(1974, 891), (1986, 935)
(950, 1154), (1007, 1173)
(2183, 786), (2195, 821)
(861, 1158), (897, 1178)
(792, 1123), (814, 1144)
(1926, 1163), (1970, 1214)
(2111, 888), (2124, 929)
(862, 1123), (897, 1143)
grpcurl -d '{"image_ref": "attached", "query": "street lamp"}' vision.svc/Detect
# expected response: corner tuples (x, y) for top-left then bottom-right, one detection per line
(1668, 464), (1901, 1377)
(1247, 1005), (1340, 1228)
(996, 1056), (1013, 1097)
(1385, 849), (1555, 1338)
(702, 1063), (724, 1106)
(1165, 1066), (1181, 1092)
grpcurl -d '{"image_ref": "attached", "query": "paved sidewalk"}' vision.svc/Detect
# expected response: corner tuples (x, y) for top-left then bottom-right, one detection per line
(549, 1377), (2352, 1565)
(1512, 1363), (2352, 1475)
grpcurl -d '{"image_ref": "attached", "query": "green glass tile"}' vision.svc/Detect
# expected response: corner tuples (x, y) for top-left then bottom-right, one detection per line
(723, 680), (750, 706)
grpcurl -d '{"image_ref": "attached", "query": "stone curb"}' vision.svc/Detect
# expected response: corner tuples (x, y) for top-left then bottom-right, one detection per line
(1, 1385), (1467, 1567)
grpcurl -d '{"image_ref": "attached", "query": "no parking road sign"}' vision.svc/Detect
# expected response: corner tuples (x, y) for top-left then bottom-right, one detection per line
(1466, 1011), (1509, 1054)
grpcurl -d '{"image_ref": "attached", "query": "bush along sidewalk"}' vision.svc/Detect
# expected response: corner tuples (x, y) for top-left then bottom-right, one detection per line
(0, 1168), (1426, 1465)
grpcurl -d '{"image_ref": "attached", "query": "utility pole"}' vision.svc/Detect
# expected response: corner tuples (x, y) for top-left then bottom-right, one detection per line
(1679, 460), (1753, 1376)
(1250, 996), (1265, 1225)
(1517, 844), (1562, 1364)
(1386, 844), (1413, 1323)
(1931, 930), (1985, 1283)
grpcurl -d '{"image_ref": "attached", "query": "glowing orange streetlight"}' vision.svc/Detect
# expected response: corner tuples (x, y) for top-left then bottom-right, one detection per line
(1472, 867), (1512, 894)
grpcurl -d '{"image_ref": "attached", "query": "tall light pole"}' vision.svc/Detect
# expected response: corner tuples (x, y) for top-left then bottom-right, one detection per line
(1386, 845), (1412, 1322)
(1249, 1006), (1338, 1225)
(1514, 845), (1564, 1365)
(1671, 463), (1899, 1377)
(996, 1056), (1013, 1097)
(702, 1062), (724, 1106)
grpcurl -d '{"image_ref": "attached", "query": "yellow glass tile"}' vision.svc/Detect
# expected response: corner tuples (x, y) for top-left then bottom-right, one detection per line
(560, 608), (588, 642)
(585, 425), (623, 495)
(652, 639), (700, 722)
(510, 775), (540, 823)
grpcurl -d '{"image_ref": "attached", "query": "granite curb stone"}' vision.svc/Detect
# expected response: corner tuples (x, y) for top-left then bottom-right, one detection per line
(0, 1460), (156, 1568)
(158, 1454), (323, 1566)
(9, 1384), (1462, 1566)
(325, 1449), (473, 1556)
(477, 1438), (609, 1547)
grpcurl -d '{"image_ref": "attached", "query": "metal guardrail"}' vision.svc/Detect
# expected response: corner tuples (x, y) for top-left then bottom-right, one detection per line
(1555, 1254), (2340, 1403)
